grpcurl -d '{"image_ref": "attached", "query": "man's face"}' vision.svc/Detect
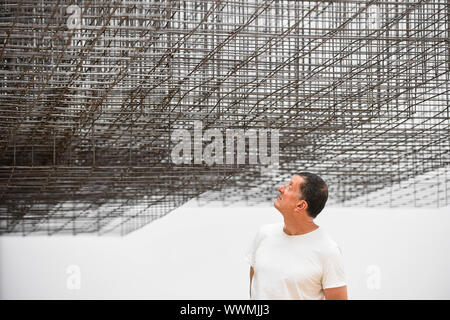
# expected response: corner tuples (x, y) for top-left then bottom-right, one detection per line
(274, 175), (305, 214)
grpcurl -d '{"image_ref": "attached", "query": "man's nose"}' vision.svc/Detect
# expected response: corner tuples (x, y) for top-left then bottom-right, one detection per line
(278, 185), (284, 193)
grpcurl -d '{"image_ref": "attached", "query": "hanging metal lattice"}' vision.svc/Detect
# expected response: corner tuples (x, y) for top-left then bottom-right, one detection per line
(0, 0), (449, 235)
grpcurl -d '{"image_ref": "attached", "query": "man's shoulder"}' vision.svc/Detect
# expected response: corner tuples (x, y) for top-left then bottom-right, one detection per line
(316, 229), (343, 255)
(257, 222), (283, 237)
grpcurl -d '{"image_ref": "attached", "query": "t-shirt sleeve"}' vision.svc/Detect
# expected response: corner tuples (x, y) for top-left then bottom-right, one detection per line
(322, 245), (346, 289)
(244, 228), (263, 267)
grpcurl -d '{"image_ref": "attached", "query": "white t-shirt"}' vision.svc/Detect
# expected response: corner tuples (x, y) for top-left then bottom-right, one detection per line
(245, 222), (346, 300)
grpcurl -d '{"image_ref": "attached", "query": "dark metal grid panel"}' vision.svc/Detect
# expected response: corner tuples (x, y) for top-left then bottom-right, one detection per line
(0, 0), (448, 235)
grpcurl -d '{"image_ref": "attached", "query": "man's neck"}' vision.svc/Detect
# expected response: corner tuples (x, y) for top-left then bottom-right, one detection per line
(283, 216), (318, 236)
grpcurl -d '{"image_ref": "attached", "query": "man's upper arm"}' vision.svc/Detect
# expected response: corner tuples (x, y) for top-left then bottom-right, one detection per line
(324, 285), (348, 300)
(322, 245), (346, 292)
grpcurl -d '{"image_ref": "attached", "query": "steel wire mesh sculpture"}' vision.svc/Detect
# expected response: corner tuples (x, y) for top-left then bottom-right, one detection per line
(0, 0), (449, 235)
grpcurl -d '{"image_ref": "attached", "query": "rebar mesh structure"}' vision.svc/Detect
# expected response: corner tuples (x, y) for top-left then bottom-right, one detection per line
(1, 0), (449, 236)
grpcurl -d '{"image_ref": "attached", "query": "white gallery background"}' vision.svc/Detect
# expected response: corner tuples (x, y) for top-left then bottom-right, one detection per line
(1, 199), (450, 300)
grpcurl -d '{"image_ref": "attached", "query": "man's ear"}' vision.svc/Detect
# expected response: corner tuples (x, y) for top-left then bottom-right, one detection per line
(295, 199), (308, 213)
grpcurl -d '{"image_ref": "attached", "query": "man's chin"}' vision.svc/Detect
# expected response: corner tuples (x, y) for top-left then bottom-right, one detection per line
(274, 199), (280, 210)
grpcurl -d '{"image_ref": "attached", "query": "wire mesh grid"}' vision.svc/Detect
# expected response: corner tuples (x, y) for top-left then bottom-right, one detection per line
(0, 0), (449, 235)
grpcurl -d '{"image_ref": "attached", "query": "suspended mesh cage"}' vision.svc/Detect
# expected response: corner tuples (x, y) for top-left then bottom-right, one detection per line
(0, 0), (449, 235)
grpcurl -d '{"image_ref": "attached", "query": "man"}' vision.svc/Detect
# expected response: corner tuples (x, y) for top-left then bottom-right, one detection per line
(245, 172), (347, 300)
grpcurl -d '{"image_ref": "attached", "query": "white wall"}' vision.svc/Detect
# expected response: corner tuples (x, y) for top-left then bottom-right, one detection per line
(1, 202), (450, 299)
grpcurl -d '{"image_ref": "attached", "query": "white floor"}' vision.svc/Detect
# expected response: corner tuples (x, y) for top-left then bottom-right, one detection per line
(1, 201), (450, 299)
